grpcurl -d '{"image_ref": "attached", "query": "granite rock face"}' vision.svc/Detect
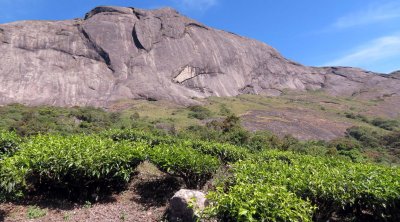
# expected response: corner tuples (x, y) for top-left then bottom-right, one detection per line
(0, 6), (399, 107)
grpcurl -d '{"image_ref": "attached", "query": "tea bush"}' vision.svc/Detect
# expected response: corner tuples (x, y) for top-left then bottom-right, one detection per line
(206, 183), (315, 222)
(105, 129), (176, 147)
(206, 150), (400, 221)
(0, 134), (148, 199)
(187, 140), (248, 163)
(148, 143), (220, 189)
(245, 131), (280, 151)
(0, 131), (21, 158)
(107, 130), (248, 163)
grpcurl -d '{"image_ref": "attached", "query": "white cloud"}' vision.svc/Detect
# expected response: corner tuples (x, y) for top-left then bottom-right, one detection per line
(177, 0), (218, 11)
(324, 34), (400, 73)
(333, 1), (400, 29)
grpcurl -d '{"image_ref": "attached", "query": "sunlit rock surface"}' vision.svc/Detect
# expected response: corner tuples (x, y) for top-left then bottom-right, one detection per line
(0, 6), (399, 107)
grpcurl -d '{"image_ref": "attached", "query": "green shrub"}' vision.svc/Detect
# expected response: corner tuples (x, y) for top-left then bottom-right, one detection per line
(340, 126), (400, 163)
(105, 129), (176, 146)
(329, 137), (361, 151)
(0, 134), (148, 199)
(211, 151), (400, 221)
(223, 127), (250, 146)
(219, 114), (241, 132)
(206, 183), (315, 222)
(289, 142), (330, 157)
(0, 104), (131, 136)
(180, 125), (222, 142)
(26, 206), (47, 219)
(188, 140), (248, 163)
(371, 118), (399, 131)
(148, 143), (220, 189)
(328, 138), (365, 162)
(187, 106), (212, 120)
(346, 126), (381, 148)
(219, 104), (232, 116)
(245, 131), (279, 152)
(344, 112), (369, 122)
(280, 135), (300, 151)
(0, 131), (21, 158)
(383, 131), (400, 149)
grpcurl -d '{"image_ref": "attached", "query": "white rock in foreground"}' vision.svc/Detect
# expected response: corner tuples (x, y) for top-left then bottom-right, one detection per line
(168, 189), (207, 222)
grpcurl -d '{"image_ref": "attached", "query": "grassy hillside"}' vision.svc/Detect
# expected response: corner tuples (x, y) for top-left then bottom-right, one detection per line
(0, 92), (399, 221)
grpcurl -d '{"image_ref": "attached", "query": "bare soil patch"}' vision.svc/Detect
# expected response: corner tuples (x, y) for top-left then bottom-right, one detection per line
(242, 108), (352, 140)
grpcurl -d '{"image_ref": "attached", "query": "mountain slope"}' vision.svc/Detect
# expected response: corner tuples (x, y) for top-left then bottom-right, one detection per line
(0, 6), (399, 107)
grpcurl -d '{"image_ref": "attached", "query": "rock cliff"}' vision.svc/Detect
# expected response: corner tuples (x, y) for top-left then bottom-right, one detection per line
(0, 6), (399, 107)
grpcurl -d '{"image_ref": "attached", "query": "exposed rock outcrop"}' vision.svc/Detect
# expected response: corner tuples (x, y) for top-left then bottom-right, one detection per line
(0, 6), (399, 107)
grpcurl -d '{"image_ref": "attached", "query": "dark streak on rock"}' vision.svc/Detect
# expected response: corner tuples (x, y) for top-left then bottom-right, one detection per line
(132, 25), (147, 51)
(14, 46), (35, 52)
(79, 25), (114, 72)
(331, 70), (364, 83)
(130, 8), (146, 20)
(185, 23), (208, 30)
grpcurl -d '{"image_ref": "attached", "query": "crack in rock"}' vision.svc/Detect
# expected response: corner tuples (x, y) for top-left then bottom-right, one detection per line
(173, 66), (224, 83)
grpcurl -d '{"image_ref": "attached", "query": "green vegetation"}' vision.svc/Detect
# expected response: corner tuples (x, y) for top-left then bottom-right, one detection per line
(0, 131), (21, 158)
(206, 151), (400, 221)
(371, 118), (399, 131)
(26, 205), (47, 219)
(0, 104), (129, 136)
(0, 135), (148, 199)
(344, 126), (400, 164)
(187, 105), (213, 120)
(345, 112), (399, 131)
(187, 140), (248, 163)
(63, 212), (71, 221)
(206, 182), (315, 221)
(149, 143), (220, 189)
(0, 99), (400, 221)
(105, 129), (176, 146)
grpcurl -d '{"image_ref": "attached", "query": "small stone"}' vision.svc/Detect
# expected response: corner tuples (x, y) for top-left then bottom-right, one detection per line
(168, 189), (207, 222)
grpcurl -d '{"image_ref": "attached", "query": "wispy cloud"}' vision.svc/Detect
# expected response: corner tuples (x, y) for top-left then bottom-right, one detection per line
(333, 1), (400, 29)
(324, 34), (400, 73)
(174, 0), (218, 11)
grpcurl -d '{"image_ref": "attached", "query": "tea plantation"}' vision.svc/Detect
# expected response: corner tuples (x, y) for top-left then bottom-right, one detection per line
(0, 104), (400, 221)
(1, 128), (399, 221)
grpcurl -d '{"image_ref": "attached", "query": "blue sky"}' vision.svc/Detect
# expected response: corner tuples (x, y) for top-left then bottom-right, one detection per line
(0, 0), (399, 73)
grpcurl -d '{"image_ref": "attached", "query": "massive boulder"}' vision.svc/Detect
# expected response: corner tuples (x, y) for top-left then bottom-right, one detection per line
(0, 6), (399, 107)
